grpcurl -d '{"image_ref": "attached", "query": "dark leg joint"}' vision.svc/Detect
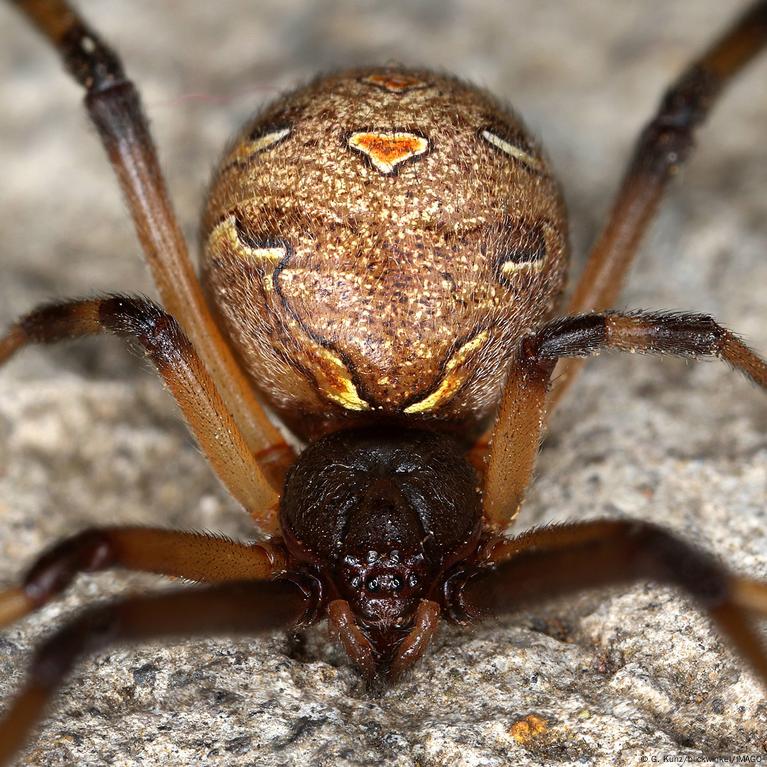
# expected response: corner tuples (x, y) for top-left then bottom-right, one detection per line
(23, 530), (114, 607)
(632, 120), (696, 180)
(657, 66), (720, 129)
(440, 564), (477, 624)
(86, 81), (149, 150)
(522, 314), (607, 360)
(31, 606), (118, 690)
(97, 296), (190, 369)
(60, 23), (125, 94)
(630, 64), (722, 180)
(98, 296), (179, 342)
(629, 524), (730, 608)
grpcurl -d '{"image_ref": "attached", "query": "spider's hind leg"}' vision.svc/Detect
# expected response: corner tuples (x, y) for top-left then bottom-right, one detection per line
(457, 520), (767, 684)
(0, 527), (288, 628)
(0, 579), (309, 766)
(6, 0), (292, 465)
(550, 0), (767, 409)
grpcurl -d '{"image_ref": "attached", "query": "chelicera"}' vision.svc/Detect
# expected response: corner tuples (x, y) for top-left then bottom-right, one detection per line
(0, 0), (766, 761)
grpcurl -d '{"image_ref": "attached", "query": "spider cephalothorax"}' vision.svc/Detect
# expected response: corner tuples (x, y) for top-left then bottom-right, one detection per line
(0, 0), (766, 764)
(280, 428), (482, 671)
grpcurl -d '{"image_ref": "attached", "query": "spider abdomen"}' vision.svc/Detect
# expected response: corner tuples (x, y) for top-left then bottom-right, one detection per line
(201, 67), (569, 439)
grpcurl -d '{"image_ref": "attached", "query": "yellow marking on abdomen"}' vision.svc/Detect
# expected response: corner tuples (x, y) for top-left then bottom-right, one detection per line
(404, 330), (489, 414)
(360, 73), (429, 93)
(480, 129), (543, 172)
(250, 128), (291, 152)
(500, 257), (545, 275)
(209, 215), (287, 261)
(223, 127), (291, 169)
(208, 215), (285, 291)
(239, 244), (286, 263)
(316, 348), (370, 411)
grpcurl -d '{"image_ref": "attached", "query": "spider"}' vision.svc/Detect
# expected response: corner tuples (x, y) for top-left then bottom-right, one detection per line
(0, 0), (766, 763)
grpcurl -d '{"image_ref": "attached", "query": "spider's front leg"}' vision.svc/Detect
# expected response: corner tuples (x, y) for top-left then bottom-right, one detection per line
(5, 0), (290, 463)
(0, 295), (283, 529)
(0, 297), (302, 761)
(0, 526), (287, 628)
(0, 579), (311, 766)
(481, 310), (767, 530)
(550, 0), (767, 407)
(449, 520), (767, 683)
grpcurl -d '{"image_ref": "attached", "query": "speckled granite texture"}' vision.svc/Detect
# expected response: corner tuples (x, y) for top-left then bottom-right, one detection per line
(0, 2), (766, 765)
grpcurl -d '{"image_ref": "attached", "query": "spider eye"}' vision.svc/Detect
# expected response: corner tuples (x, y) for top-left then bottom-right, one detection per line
(351, 576), (362, 588)
(391, 575), (404, 592)
(366, 576), (380, 592)
(407, 573), (420, 588)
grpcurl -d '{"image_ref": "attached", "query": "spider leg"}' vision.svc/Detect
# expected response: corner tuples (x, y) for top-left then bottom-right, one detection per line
(0, 295), (283, 531)
(0, 579), (310, 766)
(0, 527), (287, 628)
(550, 0), (767, 409)
(5, 0), (293, 470)
(482, 310), (767, 530)
(452, 520), (767, 684)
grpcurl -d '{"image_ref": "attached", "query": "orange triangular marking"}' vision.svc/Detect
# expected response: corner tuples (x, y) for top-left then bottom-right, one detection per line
(360, 73), (429, 93)
(348, 131), (429, 174)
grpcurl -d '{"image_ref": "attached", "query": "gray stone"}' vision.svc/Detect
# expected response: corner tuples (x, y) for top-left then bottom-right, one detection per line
(0, 1), (766, 765)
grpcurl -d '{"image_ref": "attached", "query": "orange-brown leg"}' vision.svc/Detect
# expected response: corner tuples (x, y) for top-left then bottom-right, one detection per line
(549, 1), (767, 409)
(0, 527), (287, 629)
(482, 310), (767, 531)
(453, 520), (767, 684)
(0, 579), (309, 766)
(481, 351), (554, 532)
(5, 0), (293, 473)
(0, 296), (282, 531)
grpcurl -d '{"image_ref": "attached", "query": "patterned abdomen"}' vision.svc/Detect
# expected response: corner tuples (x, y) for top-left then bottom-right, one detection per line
(201, 68), (569, 439)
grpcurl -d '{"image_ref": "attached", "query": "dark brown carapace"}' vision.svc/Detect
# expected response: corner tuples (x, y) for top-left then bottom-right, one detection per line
(280, 427), (483, 669)
(1, 0), (767, 762)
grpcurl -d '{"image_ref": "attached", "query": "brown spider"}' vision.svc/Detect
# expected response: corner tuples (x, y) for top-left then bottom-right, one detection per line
(0, 0), (767, 763)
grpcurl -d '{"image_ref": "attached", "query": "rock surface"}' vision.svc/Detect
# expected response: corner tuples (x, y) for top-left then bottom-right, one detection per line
(1, 1), (766, 765)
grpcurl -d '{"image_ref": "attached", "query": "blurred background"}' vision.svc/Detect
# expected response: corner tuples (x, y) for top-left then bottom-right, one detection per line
(2, 1), (765, 344)
(0, 2), (766, 765)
